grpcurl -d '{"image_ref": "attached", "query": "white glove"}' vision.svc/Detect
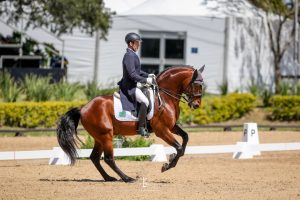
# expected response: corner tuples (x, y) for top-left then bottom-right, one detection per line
(148, 74), (156, 78)
(146, 77), (153, 85)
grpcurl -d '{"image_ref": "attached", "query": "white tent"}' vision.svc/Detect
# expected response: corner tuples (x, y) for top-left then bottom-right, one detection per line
(0, 0), (294, 93)
(98, 0), (293, 93)
(96, 0), (292, 93)
(120, 0), (261, 17)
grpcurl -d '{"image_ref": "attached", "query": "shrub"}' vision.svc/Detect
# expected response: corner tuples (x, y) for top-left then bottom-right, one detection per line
(84, 81), (99, 100)
(278, 81), (293, 96)
(247, 81), (259, 96)
(80, 135), (154, 161)
(81, 135), (94, 149)
(119, 136), (154, 161)
(268, 96), (300, 121)
(52, 81), (81, 101)
(0, 71), (22, 102)
(217, 81), (228, 95)
(0, 101), (86, 128)
(260, 88), (273, 107)
(179, 93), (256, 125)
(84, 81), (117, 100)
(22, 74), (53, 101)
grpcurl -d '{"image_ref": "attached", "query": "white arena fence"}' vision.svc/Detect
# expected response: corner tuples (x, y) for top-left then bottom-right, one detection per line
(0, 123), (299, 165)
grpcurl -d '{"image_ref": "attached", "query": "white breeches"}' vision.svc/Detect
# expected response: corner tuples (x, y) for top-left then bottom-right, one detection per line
(135, 88), (149, 107)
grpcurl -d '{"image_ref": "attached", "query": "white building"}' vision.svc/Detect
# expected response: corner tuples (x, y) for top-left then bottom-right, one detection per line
(0, 0), (295, 93)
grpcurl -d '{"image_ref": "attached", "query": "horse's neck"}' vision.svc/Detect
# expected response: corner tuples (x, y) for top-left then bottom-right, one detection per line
(157, 71), (190, 94)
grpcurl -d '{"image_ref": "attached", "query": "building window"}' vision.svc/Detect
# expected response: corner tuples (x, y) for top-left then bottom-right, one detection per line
(165, 39), (184, 59)
(141, 38), (160, 58)
(139, 31), (186, 73)
(141, 64), (159, 74)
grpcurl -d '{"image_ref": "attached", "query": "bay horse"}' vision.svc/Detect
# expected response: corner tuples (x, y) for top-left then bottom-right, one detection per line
(57, 65), (205, 182)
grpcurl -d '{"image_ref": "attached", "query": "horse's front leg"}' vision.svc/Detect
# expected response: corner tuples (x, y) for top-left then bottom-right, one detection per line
(172, 124), (189, 156)
(155, 128), (184, 172)
(163, 125), (189, 172)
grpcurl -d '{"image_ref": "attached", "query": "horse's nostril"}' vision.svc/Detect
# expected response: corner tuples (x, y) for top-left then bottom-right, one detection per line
(191, 104), (199, 109)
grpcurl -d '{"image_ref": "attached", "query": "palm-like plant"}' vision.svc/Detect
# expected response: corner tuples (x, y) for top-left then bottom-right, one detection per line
(84, 81), (101, 100)
(217, 81), (228, 96)
(53, 81), (81, 101)
(0, 71), (22, 102)
(22, 74), (52, 101)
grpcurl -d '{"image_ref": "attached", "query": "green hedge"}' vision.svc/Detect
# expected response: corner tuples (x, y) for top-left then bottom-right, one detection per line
(0, 94), (256, 128)
(0, 101), (86, 128)
(268, 96), (300, 121)
(179, 93), (256, 124)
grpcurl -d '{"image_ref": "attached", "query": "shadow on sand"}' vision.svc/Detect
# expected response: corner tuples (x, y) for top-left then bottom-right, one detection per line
(39, 178), (122, 183)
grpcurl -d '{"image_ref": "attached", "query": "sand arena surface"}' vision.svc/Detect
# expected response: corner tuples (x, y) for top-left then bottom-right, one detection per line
(0, 131), (300, 200)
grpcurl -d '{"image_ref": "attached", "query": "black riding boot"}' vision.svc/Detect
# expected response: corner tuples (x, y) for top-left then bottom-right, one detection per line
(137, 103), (149, 137)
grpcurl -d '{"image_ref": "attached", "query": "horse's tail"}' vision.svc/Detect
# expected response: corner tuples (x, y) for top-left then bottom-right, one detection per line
(56, 107), (82, 165)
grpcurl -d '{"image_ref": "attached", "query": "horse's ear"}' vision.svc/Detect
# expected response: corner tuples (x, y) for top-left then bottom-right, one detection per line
(198, 65), (205, 73)
(192, 68), (198, 81)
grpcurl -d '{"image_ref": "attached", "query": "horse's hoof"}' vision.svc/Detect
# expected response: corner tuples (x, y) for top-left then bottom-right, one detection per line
(161, 163), (169, 173)
(123, 177), (136, 183)
(104, 177), (118, 182)
(169, 153), (176, 162)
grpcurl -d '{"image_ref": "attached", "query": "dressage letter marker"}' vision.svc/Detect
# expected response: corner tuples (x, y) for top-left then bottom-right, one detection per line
(233, 123), (261, 159)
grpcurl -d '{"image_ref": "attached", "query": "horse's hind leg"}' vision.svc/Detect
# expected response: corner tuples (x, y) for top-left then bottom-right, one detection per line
(90, 142), (118, 182)
(102, 134), (135, 183)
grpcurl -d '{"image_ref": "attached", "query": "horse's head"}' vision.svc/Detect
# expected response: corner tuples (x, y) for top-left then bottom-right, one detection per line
(156, 65), (205, 109)
(182, 65), (205, 109)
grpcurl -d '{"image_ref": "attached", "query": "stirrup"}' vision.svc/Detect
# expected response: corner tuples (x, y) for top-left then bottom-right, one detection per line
(137, 127), (150, 138)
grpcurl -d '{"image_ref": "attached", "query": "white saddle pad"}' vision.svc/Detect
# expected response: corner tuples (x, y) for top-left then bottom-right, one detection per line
(114, 87), (155, 121)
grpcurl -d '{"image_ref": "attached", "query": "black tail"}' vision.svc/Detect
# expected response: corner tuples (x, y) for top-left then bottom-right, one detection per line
(56, 108), (81, 165)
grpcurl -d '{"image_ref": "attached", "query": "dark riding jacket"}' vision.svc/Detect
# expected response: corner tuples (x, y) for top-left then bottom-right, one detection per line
(118, 48), (149, 112)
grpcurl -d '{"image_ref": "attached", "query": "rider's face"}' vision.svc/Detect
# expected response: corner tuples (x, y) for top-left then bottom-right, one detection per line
(129, 40), (140, 52)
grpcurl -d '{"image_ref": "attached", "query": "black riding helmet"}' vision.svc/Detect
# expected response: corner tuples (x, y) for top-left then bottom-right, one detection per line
(125, 32), (142, 44)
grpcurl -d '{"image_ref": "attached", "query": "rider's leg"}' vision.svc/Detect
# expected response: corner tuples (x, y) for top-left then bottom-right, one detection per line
(135, 88), (149, 136)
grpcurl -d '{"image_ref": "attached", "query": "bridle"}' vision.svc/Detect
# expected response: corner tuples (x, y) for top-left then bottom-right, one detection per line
(154, 69), (204, 107)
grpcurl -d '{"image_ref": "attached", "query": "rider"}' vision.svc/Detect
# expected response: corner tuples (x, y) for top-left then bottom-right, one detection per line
(118, 32), (155, 137)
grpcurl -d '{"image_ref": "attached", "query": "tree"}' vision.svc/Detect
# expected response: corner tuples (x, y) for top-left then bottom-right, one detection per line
(249, 0), (298, 94)
(0, 0), (114, 38)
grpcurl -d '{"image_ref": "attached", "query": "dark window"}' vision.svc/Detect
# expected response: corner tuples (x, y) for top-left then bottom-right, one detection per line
(165, 39), (184, 59)
(164, 65), (174, 69)
(141, 64), (159, 75)
(141, 38), (160, 58)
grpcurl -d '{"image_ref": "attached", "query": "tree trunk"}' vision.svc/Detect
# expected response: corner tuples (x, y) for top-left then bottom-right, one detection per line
(274, 58), (282, 94)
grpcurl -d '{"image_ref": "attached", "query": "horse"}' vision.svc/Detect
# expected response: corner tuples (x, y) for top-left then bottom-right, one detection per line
(56, 65), (205, 182)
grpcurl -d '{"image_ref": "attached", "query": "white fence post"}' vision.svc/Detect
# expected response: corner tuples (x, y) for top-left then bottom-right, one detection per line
(233, 123), (261, 159)
(49, 147), (71, 165)
(150, 144), (167, 162)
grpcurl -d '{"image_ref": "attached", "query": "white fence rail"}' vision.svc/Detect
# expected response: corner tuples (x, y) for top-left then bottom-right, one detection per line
(0, 123), (300, 164)
(0, 143), (300, 165)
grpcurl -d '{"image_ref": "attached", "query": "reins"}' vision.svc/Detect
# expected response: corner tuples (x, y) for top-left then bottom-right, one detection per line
(151, 78), (202, 108)
(148, 67), (204, 108)
(158, 87), (191, 104)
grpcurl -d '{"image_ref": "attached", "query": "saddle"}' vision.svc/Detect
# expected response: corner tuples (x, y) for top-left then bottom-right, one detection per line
(113, 85), (155, 122)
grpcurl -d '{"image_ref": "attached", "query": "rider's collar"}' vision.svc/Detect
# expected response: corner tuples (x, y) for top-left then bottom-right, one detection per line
(127, 48), (136, 53)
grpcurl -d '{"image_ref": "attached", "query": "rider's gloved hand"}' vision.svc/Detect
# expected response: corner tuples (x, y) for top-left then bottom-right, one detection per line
(148, 74), (156, 78)
(146, 77), (153, 85)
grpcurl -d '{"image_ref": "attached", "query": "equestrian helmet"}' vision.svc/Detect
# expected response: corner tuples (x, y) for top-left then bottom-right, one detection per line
(125, 32), (141, 44)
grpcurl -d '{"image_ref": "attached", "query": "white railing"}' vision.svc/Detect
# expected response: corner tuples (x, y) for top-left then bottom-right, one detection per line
(0, 123), (299, 165)
(0, 143), (299, 165)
